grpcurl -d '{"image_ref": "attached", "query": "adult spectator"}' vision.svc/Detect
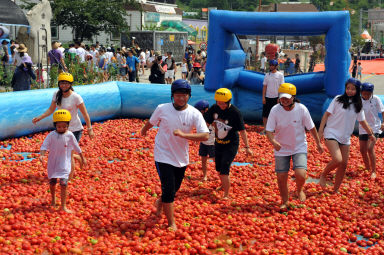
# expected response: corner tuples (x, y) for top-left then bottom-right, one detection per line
(126, 50), (139, 82)
(1, 40), (9, 79)
(262, 59), (284, 134)
(48, 41), (67, 72)
(57, 42), (65, 55)
(246, 47), (252, 69)
(188, 62), (204, 85)
(149, 55), (166, 84)
(75, 42), (86, 63)
(11, 56), (36, 91)
(260, 52), (267, 73)
(139, 49), (146, 76)
(68, 44), (77, 63)
(295, 54), (302, 74)
(140, 79), (209, 230)
(165, 52), (176, 84)
(13, 43), (28, 66)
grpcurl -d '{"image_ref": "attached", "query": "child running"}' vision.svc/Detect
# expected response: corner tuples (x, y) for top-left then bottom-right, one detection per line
(318, 78), (375, 193)
(266, 83), (323, 208)
(359, 82), (384, 179)
(40, 109), (86, 213)
(194, 100), (215, 181)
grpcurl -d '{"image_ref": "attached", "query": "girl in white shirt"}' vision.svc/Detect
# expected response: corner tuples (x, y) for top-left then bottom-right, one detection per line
(359, 82), (384, 179)
(40, 110), (86, 213)
(318, 78), (375, 193)
(266, 83), (323, 208)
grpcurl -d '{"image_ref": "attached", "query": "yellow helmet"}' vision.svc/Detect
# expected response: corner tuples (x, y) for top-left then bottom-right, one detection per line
(53, 109), (71, 123)
(214, 88), (232, 102)
(278, 83), (296, 98)
(58, 72), (74, 83)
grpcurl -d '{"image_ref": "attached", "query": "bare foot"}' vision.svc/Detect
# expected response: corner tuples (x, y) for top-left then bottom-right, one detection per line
(215, 186), (223, 191)
(61, 207), (73, 213)
(319, 175), (327, 189)
(371, 172), (377, 180)
(298, 190), (306, 202)
(50, 202), (56, 207)
(155, 198), (162, 217)
(280, 203), (288, 209)
(202, 176), (208, 182)
(168, 224), (177, 231)
(79, 157), (84, 170)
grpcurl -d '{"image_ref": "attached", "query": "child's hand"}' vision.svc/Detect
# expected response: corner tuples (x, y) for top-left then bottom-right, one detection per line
(82, 158), (87, 167)
(173, 129), (185, 138)
(39, 155), (44, 163)
(272, 140), (282, 151)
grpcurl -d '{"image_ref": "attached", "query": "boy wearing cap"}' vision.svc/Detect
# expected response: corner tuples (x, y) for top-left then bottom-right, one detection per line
(40, 110), (87, 213)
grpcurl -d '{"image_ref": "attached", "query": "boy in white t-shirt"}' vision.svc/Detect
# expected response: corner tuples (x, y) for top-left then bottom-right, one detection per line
(40, 110), (86, 213)
(194, 100), (215, 181)
(266, 83), (323, 208)
(359, 82), (384, 179)
(141, 79), (209, 230)
(318, 78), (375, 193)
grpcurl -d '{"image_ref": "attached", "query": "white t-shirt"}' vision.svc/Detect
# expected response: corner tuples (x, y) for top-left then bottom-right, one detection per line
(263, 71), (285, 98)
(145, 51), (150, 61)
(181, 63), (188, 73)
(52, 91), (84, 132)
(140, 51), (146, 62)
(266, 103), (315, 156)
(68, 48), (76, 54)
(41, 131), (81, 179)
(260, 56), (267, 69)
(149, 103), (209, 167)
(14, 52), (29, 66)
(202, 124), (215, 146)
(324, 96), (365, 145)
(105, 52), (113, 63)
(359, 95), (384, 134)
(90, 49), (99, 66)
(76, 47), (86, 62)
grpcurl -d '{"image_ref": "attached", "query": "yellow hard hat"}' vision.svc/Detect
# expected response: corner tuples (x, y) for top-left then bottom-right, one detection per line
(278, 83), (296, 98)
(214, 88), (232, 102)
(53, 109), (71, 123)
(58, 72), (74, 83)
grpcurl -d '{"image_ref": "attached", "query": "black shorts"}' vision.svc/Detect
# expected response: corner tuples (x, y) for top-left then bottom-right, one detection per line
(72, 130), (83, 142)
(262, 97), (278, 118)
(199, 143), (215, 158)
(155, 162), (187, 203)
(215, 144), (238, 175)
(49, 178), (68, 186)
(359, 133), (379, 141)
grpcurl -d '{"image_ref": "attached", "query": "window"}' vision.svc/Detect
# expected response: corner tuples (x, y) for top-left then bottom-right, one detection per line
(51, 22), (58, 39)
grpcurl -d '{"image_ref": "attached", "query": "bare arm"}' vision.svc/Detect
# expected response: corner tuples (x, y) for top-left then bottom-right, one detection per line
(141, 121), (154, 136)
(309, 127), (324, 153)
(32, 100), (56, 124)
(173, 129), (209, 141)
(240, 130), (253, 156)
(39, 150), (46, 163)
(359, 120), (376, 141)
(158, 63), (166, 74)
(78, 103), (94, 139)
(381, 112), (384, 131)
(262, 85), (267, 104)
(318, 111), (331, 140)
(266, 130), (281, 151)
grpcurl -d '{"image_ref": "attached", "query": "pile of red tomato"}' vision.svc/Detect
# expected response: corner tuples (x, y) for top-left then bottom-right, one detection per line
(1, 118), (384, 254)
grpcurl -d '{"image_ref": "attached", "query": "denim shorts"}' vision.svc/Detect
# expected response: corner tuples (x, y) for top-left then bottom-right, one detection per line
(275, 153), (307, 173)
(49, 178), (68, 186)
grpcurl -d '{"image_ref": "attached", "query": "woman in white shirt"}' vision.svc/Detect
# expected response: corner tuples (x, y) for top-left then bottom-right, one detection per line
(33, 73), (94, 176)
(318, 78), (375, 193)
(266, 83), (323, 208)
(359, 82), (384, 179)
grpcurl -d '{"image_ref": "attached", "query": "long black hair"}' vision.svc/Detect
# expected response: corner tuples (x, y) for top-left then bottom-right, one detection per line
(336, 80), (362, 113)
(55, 85), (74, 106)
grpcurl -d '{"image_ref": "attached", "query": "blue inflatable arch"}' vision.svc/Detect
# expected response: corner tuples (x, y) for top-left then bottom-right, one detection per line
(205, 10), (351, 98)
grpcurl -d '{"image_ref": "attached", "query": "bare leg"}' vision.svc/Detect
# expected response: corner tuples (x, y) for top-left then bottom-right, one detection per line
(219, 175), (230, 198)
(155, 198), (163, 217)
(163, 202), (176, 230)
(277, 172), (289, 208)
(201, 156), (208, 181)
(333, 145), (350, 193)
(294, 168), (306, 202)
(60, 185), (72, 213)
(359, 140), (370, 171)
(367, 139), (377, 179)
(319, 140), (342, 188)
(50, 183), (56, 206)
(261, 117), (267, 133)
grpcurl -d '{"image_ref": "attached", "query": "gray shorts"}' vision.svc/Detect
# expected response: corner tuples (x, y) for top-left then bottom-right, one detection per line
(275, 153), (307, 173)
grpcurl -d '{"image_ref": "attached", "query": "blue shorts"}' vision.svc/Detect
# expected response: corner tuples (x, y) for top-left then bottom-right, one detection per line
(275, 153), (307, 173)
(119, 67), (127, 76)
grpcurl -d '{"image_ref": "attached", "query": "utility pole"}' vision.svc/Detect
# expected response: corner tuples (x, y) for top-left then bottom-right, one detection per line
(255, 0), (262, 69)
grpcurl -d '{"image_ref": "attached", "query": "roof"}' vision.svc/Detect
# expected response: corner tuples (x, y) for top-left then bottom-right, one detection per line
(124, 3), (182, 16)
(275, 3), (318, 12)
(0, 0), (29, 27)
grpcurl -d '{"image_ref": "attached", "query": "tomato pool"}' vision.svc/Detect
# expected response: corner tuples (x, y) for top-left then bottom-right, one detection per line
(1, 119), (384, 254)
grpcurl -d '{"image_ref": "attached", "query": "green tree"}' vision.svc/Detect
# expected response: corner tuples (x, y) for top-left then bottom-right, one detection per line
(20, 0), (131, 42)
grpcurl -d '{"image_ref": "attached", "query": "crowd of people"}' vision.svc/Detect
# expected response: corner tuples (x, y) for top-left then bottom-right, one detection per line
(0, 38), (208, 90)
